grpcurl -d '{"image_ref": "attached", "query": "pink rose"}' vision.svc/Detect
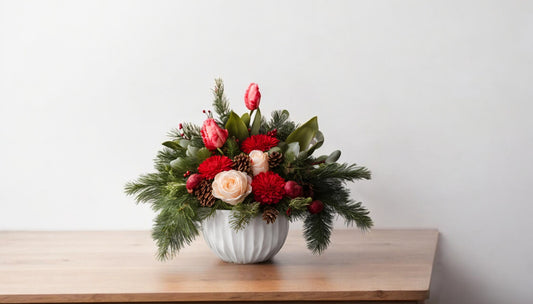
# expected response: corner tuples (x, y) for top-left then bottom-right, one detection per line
(244, 83), (261, 110)
(201, 118), (228, 150)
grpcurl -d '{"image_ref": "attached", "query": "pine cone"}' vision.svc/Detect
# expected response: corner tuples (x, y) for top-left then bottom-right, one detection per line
(268, 151), (283, 169)
(193, 180), (216, 207)
(233, 154), (252, 175)
(262, 206), (280, 224)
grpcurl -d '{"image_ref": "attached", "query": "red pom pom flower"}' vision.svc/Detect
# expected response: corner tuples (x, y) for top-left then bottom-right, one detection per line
(251, 171), (285, 205)
(241, 134), (279, 154)
(198, 155), (233, 180)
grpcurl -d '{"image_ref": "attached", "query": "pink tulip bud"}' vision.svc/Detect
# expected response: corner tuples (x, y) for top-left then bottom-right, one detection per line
(244, 83), (261, 110)
(201, 118), (228, 150)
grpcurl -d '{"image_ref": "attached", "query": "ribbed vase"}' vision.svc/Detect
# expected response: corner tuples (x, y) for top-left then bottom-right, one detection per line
(201, 210), (289, 264)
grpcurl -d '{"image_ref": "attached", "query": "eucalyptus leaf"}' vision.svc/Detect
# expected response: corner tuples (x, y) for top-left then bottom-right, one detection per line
(326, 150), (341, 164)
(284, 142), (300, 163)
(186, 146), (199, 158)
(225, 111), (249, 142)
(196, 148), (212, 162)
(251, 108), (261, 135)
(285, 116), (318, 152)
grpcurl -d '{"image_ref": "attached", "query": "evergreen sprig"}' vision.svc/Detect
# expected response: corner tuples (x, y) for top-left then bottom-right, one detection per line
(212, 78), (231, 126)
(230, 202), (261, 231)
(265, 110), (297, 141)
(303, 206), (334, 254)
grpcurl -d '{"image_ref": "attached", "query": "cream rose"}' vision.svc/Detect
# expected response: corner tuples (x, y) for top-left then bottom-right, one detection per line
(212, 170), (252, 205)
(249, 150), (269, 176)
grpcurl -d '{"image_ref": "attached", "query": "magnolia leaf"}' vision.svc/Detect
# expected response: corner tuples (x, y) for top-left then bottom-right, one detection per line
(326, 150), (341, 164)
(241, 113), (251, 127)
(162, 140), (182, 150)
(285, 116), (318, 152)
(306, 131), (324, 156)
(225, 111), (249, 142)
(251, 108), (261, 135)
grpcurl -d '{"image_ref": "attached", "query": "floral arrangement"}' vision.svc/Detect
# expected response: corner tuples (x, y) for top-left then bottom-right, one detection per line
(125, 79), (372, 260)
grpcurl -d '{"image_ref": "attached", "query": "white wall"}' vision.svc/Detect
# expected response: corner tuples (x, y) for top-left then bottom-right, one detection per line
(1, 1), (532, 303)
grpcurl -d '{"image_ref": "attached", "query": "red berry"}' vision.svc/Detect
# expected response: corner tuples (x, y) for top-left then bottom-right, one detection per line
(284, 181), (303, 199)
(186, 174), (203, 193)
(308, 200), (324, 214)
(286, 208), (292, 216)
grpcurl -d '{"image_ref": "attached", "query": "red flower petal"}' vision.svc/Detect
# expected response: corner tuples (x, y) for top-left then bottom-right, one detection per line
(198, 155), (233, 180)
(241, 134), (279, 154)
(251, 171), (285, 205)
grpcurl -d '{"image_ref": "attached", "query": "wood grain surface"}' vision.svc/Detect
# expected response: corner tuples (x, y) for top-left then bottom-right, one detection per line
(0, 229), (438, 303)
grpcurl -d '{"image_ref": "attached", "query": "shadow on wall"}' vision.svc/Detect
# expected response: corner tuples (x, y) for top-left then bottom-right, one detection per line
(429, 234), (492, 304)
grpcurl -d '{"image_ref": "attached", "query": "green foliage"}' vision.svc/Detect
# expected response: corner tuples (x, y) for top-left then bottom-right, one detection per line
(285, 116), (318, 152)
(308, 162), (371, 183)
(152, 201), (201, 260)
(225, 111), (249, 142)
(212, 78), (231, 126)
(223, 137), (241, 158)
(251, 108), (262, 135)
(265, 110), (297, 141)
(230, 202), (261, 231)
(287, 197), (313, 221)
(303, 206), (334, 254)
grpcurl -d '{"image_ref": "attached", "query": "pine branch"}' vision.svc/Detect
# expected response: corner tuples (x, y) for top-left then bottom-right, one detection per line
(309, 163), (371, 182)
(212, 78), (231, 126)
(230, 202), (260, 231)
(152, 202), (201, 260)
(313, 180), (373, 230)
(223, 137), (241, 158)
(303, 207), (333, 254)
(266, 110), (297, 141)
(124, 173), (167, 204)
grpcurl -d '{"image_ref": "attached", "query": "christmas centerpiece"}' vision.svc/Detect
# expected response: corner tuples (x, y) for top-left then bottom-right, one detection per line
(125, 79), (372, 263)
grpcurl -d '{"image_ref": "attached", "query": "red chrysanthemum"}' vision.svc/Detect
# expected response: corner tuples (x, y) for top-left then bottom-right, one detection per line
(251, 171), (285, 205)
(240, 134), (280, 154)
(198, 155), (233, 180)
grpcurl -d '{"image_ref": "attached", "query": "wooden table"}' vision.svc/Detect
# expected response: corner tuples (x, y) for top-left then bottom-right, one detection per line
(0, 229), (438, 304)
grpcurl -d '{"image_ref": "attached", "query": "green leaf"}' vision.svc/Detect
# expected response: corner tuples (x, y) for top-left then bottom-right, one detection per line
(162, 140), (182, 150)
(225, 111), (249, 142)
(285, 116), (319, 152)
(326, 150), (341, 164)
(241, 113), (251, 127)
(306, 131), (324, 156)
(251, 108), (262, 135)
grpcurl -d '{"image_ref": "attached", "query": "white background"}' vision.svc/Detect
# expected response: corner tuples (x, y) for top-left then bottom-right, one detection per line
(1, 1), (533, 303)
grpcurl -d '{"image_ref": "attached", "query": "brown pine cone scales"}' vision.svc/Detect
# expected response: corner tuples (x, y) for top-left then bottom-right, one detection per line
(268, 151), (283, 169)
(193, 180), (216, 207)
(262, 206), (280, 224)
(233, 154), (252, 175)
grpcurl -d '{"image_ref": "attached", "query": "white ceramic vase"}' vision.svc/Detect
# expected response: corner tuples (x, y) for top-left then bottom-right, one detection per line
(201, 209), (289, 264)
